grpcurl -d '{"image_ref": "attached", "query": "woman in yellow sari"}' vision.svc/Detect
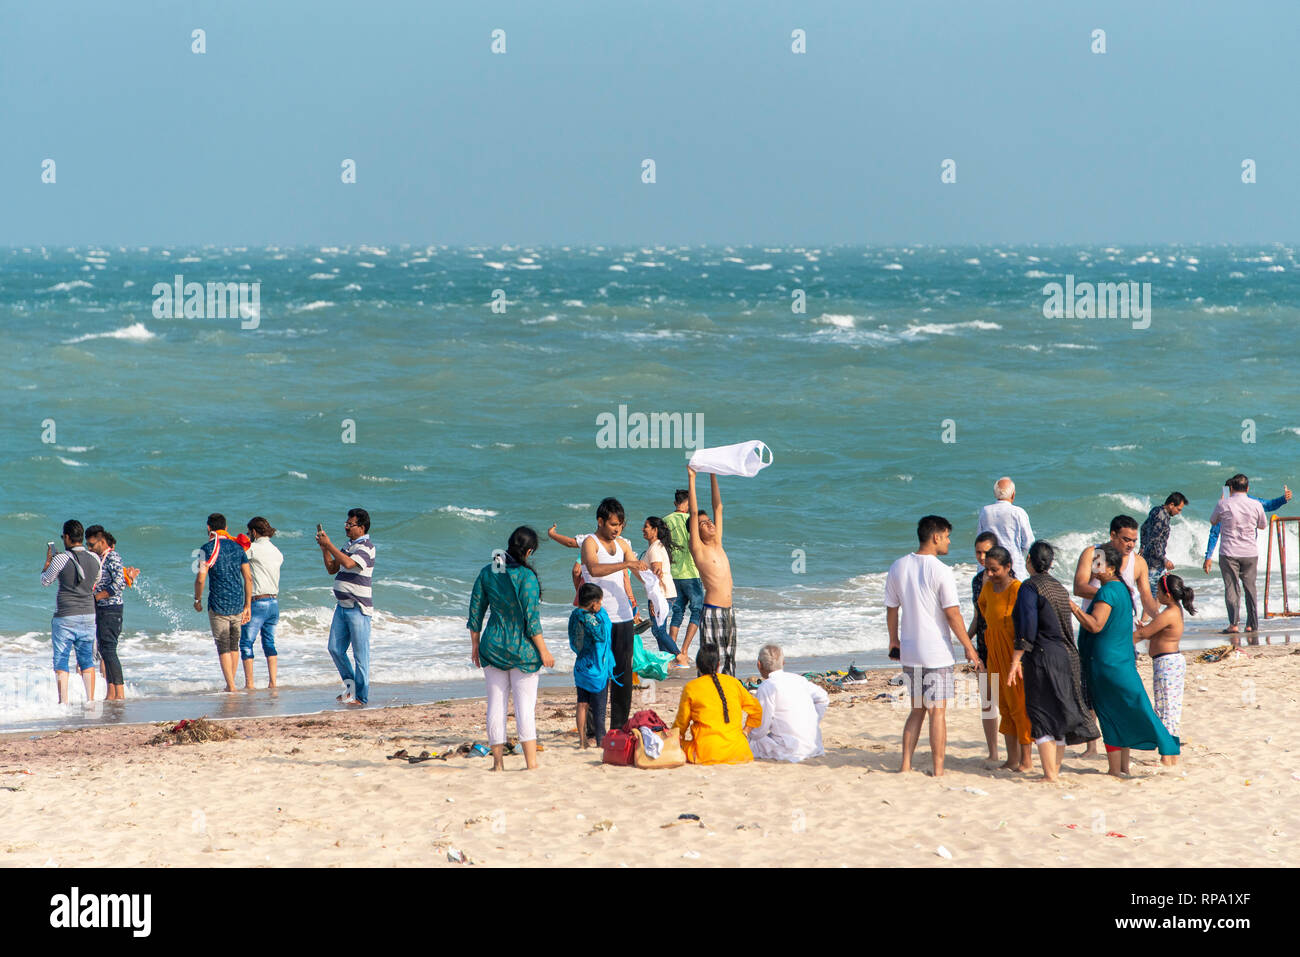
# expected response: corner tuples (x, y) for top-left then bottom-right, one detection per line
(976, 546), (1033, 771)
(672, 645), (762, 764)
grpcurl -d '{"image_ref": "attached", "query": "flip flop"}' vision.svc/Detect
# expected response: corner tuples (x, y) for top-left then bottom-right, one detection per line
(407, 750), (437, 764)
(386, 749), (409, 760)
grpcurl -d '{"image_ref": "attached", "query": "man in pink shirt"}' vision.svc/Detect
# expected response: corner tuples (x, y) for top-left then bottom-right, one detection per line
(1207, 474), (1267, 645)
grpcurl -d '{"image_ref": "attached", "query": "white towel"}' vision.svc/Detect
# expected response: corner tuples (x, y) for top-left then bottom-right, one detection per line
(688, 440), (773, 477)
(637, 726), (664, 759)
(637, 569), (671, 627)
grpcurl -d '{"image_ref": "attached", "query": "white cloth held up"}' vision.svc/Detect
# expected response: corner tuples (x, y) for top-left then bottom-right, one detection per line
(688, 441), (773, 477)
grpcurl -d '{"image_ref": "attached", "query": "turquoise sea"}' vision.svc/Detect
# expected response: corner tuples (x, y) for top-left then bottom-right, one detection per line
(3, 244), (1299, 726)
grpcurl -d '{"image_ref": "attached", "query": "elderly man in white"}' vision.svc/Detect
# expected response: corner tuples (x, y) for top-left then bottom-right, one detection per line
(747, 644), (829, 762)
(977, 477), (1035, 580)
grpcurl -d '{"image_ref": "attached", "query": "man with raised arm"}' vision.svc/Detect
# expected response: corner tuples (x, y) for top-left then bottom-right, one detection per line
(686, 466), (736, 675)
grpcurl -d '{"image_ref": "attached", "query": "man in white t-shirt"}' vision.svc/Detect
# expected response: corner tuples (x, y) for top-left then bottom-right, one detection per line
(885, 515), (982, 777)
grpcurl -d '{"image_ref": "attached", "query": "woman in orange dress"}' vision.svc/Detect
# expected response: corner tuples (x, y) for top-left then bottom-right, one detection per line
(672, 645), (762, 764)
(976, 546), (1033, 771)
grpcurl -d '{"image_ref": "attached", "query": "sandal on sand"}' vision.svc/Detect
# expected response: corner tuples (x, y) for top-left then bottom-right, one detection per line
(407, 750), (436, 764)
(386, 749), (409, 760)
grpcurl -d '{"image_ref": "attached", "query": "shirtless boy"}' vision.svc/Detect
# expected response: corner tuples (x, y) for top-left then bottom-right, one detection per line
(686, 467), (736, 675)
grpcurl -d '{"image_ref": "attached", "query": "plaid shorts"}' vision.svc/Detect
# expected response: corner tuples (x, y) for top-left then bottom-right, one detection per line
(901, 665), (955, 705)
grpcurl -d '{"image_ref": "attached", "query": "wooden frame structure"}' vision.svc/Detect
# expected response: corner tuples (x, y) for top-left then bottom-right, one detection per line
(1263, 515), (1300, 618)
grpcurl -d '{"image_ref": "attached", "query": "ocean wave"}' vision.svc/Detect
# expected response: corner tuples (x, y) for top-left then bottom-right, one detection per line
(1104, 444), (1138, 451)
(58, 457), (87, 467)
(291, 301), (335, 312)
(360, 474), (405, 483)
(439, 506), (498, 521)
(403, 464), (428, 472)
(745, 263), (773, 271)
(45, 280), (94, 292)
(63, 322), (156, 344)
(307, 272), (336, 280)
(814, 313), (857, 329)
(1202, 305), (1239, 314)
(882, 263), (904, 271)
(287, 470), (308, 479)
(521, 314), (558, 324)
(1024, 270), (1051, 278)
(902, 319), (1001, 337)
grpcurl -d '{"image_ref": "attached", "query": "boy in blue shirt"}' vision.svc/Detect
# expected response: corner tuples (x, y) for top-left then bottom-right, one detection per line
(569, 583), (613, 748)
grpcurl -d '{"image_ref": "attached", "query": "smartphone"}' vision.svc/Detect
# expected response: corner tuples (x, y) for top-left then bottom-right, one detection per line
(316, 524), (323, 533)
(47, 540), (56, 552)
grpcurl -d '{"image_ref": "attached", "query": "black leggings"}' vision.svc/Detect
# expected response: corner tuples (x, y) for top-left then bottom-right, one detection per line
(607, 620), (635, 730)
(96, 605), (124, 685)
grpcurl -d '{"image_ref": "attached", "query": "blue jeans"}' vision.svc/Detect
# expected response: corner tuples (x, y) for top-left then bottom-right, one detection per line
(328, 605), (371, 704)
(240, 597), (279, 660)
(671, 577), (704, 630)
(52, 614), (96, 671)
(650, 618), (680, 655)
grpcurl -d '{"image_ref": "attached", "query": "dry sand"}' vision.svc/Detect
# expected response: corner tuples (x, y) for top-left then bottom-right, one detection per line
(3, 645), (1298, 867)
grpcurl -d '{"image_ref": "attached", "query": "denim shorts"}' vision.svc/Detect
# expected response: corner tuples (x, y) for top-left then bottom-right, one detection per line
(51, 614), (96, 672)
(671, 577), (704, 629)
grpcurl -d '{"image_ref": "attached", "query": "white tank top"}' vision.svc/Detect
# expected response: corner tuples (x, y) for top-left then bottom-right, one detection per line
(579, 534), (634, 623)
(1087, 543), (1142, 624)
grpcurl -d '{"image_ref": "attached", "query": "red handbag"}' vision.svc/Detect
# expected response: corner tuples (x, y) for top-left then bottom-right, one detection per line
(601, 729), (636, 766)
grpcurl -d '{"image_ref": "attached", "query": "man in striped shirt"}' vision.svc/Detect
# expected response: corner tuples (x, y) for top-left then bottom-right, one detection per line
(317, 507), (376, 706)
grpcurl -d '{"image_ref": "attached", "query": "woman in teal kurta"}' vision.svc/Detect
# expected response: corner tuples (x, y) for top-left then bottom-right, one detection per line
(467, 527), (555, 770)
(1071, 543), (1179, 777)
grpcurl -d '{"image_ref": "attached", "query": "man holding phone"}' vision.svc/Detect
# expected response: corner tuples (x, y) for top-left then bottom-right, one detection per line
(41, 520), (103, 704)
(317, 508), (376, 706)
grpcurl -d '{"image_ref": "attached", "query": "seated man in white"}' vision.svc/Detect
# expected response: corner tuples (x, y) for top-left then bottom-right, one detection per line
(748, 643), (829, 762)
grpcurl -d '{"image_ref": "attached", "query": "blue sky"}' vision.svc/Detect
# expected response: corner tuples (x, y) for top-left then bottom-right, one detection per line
(2, 1), (1296, 245)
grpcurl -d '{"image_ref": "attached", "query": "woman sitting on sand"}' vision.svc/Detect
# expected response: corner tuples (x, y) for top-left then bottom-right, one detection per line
(1134, 573), (1195, 761)
(467, 526), (556, 771)
(1070, 543), (1179, 777)
(974, 546), (1033, 772)
(672, 644), (762, 764)
(1007, 541), (1099, 782)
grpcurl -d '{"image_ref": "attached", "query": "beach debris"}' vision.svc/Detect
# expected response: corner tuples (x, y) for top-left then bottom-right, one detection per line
(1106, 832), (1128, 839)
(332, 747), (347, 753)
(386, 749), (409, 760)
(471, 744), (491, 757)
(735, 822), (762, 831)
(1196, 645), (1231, 663)
(888, 673), (906, 686)
(146, 717), (235, 746)
(682, 850), (701, 859)
(946, 786), (988, 796)
(996, 821), (1007, 830)
(407, 751), (437, 764)
(678, 813), (700, 821)
(935, 846), (953, 860)
(589, 820), (616, 835)
(1291, 772), (1300, 781)
(446, 847), (469, 864)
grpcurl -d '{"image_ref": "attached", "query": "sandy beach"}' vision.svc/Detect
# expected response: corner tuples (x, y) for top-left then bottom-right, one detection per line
(3, 645), (1297, 868)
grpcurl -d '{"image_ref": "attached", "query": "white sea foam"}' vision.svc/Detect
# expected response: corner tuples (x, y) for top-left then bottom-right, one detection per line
(1024, 269), (1051, 278)
(562, 299), (585, 307)
(46, 280), (94, 292)
(815, 313), (857, 329)
(439, 506), (498, 521)
(58, 457), (87, 467)
(745, 263), (773, 271)
(902, 320), (1001, 337)
(403, 464), (428, 472)
(360, 474), (404, 483)
(1102, 492), (1150, 513)
(64, 322), (156, 344)
(565, 503), (592, 510)
(1191, 460), (1222, 466)
(292, 301), (334, 312)
(307, 272), (336, 280)
(1104, 444), (1139, 451)
(608, 264), (627, 271)
(521, 314), (558, 324)
(1202, 305), (1239, 314)
(882, 263), (904, 271)
(287, 470), (308, 479)
(964, 258), (981, 265)
(343, 283), (362, 291)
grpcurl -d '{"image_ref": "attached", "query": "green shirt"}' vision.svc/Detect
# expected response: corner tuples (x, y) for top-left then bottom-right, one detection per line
(663, 510), (699, 580)
(467, 562), (544, 673)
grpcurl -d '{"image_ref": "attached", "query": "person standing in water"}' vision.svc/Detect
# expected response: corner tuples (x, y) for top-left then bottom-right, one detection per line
(241, 516), (284, 690)
(687, 467), (736, 675)
(1134, 573), (1196, 760)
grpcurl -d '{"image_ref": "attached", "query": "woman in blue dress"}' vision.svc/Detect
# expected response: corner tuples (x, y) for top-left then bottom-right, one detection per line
(1070, 542), (1179, 777)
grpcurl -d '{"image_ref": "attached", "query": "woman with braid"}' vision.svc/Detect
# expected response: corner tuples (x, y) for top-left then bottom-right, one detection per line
(672, 644), (762, 764)
(1007, 541), (1100, 782)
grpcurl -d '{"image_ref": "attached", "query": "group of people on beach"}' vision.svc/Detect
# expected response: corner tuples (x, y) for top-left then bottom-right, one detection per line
(467, 467), (758, 769)
(38, 467), (1287, 783)
(892, 473), (1287, 779)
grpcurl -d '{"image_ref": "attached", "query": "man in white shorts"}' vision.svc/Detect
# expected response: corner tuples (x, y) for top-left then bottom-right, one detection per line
(885, 515), (982, 777)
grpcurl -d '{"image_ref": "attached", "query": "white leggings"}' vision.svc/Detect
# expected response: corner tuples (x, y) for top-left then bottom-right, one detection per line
(484, 665), (539, 746)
